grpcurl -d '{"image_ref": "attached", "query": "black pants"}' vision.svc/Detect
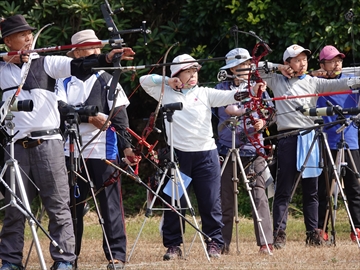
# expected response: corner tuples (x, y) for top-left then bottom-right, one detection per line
(67, 158), (127, 262)
(273, 135), (319, 232)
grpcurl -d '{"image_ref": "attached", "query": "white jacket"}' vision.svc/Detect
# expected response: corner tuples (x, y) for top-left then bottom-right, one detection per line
(140, 74), (238, 151)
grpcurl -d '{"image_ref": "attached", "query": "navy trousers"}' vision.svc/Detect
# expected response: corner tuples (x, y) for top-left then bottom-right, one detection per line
(161, 148), (224, 248)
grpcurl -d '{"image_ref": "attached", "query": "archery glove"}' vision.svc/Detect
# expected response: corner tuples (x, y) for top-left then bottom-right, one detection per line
(347, 77), (360, 89)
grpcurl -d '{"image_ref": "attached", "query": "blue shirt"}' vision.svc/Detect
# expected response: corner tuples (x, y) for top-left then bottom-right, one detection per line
(316, 73), (359, 150)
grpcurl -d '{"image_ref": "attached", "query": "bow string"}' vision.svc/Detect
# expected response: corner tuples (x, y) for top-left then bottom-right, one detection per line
(134, 42), (180, 161)
(234, 30), (276, 160)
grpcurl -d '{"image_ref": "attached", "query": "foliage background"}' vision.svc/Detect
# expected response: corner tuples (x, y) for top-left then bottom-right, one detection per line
(0, 0), (359, 216)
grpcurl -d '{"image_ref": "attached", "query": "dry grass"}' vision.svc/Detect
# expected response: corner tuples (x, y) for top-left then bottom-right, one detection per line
(20, 210), (360, 269)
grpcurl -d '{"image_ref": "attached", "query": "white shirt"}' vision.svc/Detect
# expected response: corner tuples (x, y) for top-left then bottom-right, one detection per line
(56, 70), (129, 159)
(0, 53), (72, 141)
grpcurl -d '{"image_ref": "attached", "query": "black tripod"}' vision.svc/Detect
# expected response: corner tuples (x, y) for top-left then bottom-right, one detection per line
(0, 113), (64, 270)
(63, 111), (116, 269)
(274, 120), (359, 247)
(321, 119), (360, 245)
(127, 102), (211, 262)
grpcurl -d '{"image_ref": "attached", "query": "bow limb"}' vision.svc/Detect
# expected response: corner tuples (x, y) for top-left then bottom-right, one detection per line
(141, 42), (179, 142)
(158, 42), (180, 117)
(80, 2), (123, 155)
(13, 22), (53, 102)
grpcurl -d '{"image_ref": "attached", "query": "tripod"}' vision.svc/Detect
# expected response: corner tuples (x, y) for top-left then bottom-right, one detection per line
(64, 112), (116, 269)
(321, 122), (360, 245)
(220, 117), (272, 255)
(275, 121), (360, 247)
(0, 113), (64, 270)
(128, 103), (211, 262)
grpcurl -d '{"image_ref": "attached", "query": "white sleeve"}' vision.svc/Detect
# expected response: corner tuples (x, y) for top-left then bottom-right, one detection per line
(139, 74), (163, 101)
(44, 55), (73, 79)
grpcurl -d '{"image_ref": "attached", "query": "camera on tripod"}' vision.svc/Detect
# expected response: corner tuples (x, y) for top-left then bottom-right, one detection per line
(58, 100), (98, 124)
(0, 99), (33, 112)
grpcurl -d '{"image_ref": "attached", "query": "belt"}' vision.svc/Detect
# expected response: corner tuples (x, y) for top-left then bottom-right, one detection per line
(16, 138), (45, 149)
(30, 128), (60, 137)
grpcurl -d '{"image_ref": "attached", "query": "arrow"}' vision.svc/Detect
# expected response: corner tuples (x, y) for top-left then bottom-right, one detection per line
(0, 39), (124, 57)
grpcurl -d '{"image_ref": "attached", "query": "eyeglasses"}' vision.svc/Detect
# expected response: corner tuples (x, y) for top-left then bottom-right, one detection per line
(323, 59), (343, 65)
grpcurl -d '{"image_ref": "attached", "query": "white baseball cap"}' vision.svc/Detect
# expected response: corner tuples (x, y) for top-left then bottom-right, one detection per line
(220, 48), (252, 70)
(283, 44), (311, 62)
(170, 54), (201, 77)
(67, 29), (104, 58)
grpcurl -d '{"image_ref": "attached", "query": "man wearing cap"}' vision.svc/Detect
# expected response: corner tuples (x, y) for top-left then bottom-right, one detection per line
(0, 15), (134, 270)
(56, 29), (138, 270)
(257, 44), (360, 249)
(139, 53), (252, 260)
(214, 48), (274, 255)
(311, 45), (360, 244)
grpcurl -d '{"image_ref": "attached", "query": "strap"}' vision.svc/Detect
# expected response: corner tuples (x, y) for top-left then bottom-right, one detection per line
(2, 86), (20, 92)
(95, 72), (109, 91)
(30, 128), (60, 137)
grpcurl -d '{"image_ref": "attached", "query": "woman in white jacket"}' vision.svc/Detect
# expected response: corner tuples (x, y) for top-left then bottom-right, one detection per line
(140, 53), (260, 260)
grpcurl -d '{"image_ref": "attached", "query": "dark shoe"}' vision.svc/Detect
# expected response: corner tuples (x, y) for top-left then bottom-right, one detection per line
(207, 241), (221, 258)
(306, 229), (323, 246)
(350, 228), (360, 242)
(273, 229), (286, 249)
(50, 261), (74, 270)
(259, 244), (274, 255)
(163, 246), (182, 261)
(107, 260), (125, 270)
(221, 243), (230, 255)
(0, 261), (23, 270)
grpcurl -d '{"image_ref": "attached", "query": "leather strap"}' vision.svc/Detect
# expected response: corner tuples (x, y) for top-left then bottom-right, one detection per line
(16, 138), (45, 149)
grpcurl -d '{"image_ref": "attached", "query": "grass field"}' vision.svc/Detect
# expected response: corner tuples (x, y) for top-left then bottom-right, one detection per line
(18, 208), (360, 269)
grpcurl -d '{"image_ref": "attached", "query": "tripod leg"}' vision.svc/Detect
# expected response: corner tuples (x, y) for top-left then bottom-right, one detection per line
(324, 150), (344, 246)
(24, 204), (46, 268)
(235, 153), (272, 255)
(322, 136), (360, 248)
(173, 166), (210, 261)
(231, 150), (240, 254)
(0, 161), (47, 270)
(219, 148), (235, 254)
(275, 131), (319, 240)
(127, 168), (169, 262)
(105, 161), (212, 260)
(75, 155), (119, 269)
